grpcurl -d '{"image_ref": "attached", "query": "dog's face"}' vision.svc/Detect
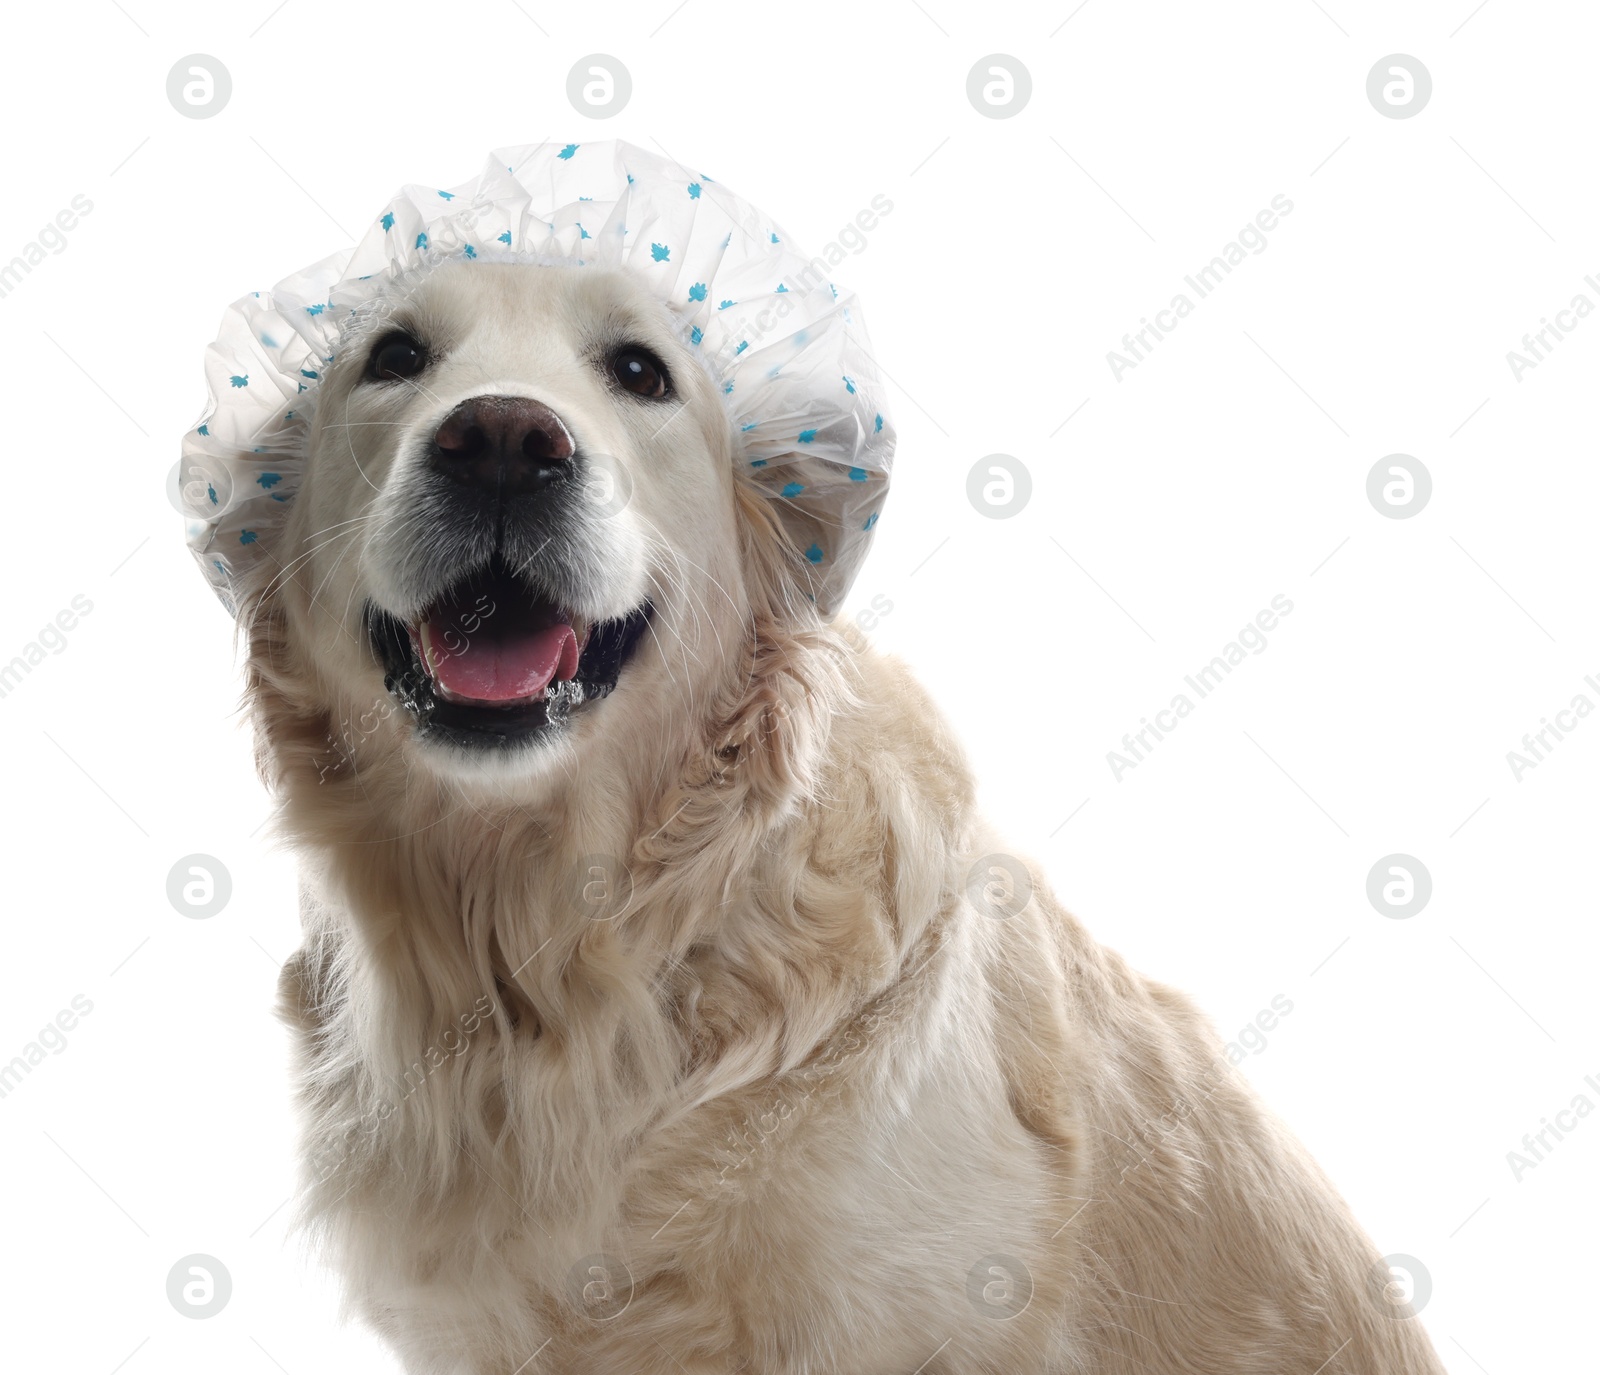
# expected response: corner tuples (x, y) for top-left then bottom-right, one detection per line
(273, 261), (757, 783)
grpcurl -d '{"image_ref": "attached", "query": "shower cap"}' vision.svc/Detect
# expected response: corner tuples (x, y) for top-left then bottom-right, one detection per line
(178, 139), (895, 618)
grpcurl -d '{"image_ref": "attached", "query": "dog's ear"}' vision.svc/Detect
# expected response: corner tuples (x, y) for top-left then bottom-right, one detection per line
(637, 596), (847, 863)
(732, 479), (814, 623)
(627, 482), (855, 852)
(239, 588), (342, 798)
(732, 455), (884, 622)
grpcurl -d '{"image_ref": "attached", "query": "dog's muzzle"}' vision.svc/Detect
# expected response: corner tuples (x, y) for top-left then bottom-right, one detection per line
(361, 393), (653, 751)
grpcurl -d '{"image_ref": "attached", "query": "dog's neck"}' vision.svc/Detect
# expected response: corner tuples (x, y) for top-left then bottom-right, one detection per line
(259, 603), (865, 1064)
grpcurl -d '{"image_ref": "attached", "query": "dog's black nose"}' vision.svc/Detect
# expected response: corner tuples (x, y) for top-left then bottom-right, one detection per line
(429, 395), (575, 495)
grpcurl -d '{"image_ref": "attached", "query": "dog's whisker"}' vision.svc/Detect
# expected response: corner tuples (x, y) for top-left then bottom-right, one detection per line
(340, 385), (386, 495)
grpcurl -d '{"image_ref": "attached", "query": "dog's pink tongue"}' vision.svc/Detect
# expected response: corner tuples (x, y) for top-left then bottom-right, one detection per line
(421, 613), (580, 704)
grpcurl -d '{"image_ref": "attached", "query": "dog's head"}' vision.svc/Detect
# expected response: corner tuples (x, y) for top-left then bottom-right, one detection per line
(253, 260), (791, 791)
(190, 143), (894, 818)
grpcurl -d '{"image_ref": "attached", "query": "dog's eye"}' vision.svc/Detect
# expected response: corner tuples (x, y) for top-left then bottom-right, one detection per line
(366, 333), (429, 383)
(609, 347), (670, 399)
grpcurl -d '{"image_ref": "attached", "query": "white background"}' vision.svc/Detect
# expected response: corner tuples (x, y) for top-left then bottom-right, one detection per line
(0, 1), (1594, 1371)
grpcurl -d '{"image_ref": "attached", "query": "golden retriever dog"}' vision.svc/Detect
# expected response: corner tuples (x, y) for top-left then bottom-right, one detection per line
(241, 257), (1445, 1373)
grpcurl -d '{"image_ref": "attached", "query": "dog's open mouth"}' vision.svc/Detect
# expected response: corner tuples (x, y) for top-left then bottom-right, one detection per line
(366, 556), (651, 748)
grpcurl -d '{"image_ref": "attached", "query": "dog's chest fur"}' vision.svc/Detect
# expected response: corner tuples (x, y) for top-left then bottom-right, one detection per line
(282, 873), (1077, 1373)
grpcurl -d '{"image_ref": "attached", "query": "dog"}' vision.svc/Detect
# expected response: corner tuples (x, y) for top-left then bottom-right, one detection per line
(241, 257), (1445, 1373)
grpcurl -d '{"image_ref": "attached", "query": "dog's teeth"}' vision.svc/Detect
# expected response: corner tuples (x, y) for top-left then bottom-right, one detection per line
(545, 678), (585, 719)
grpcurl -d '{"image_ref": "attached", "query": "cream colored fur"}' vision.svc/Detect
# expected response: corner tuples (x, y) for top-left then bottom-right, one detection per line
(242, 262), (1445, 1373)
